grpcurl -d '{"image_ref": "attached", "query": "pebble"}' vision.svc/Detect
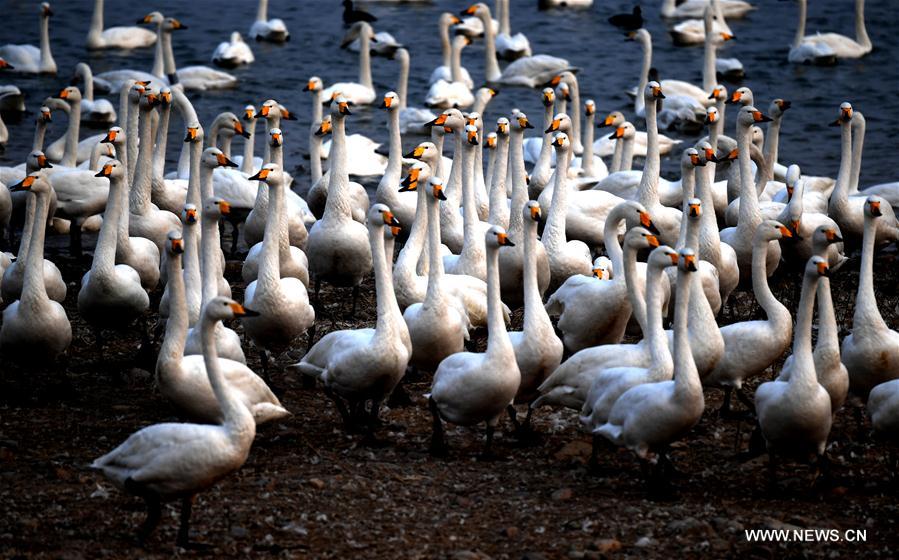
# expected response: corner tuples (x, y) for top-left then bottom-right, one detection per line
(591, 538), (621, 553)
(501, 526), (520, 539)
(230, 526), (248, 539)
(635, 536), (654, 548)
(308, 478), (326, 489)
(552, 488), (574, 501)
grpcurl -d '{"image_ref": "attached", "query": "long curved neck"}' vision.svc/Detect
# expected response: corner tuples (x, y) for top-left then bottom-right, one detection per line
(256, 0), (268, 22)
(567, 80), (582, 151)
(703, 28), (717, 93)
(450, 41), (464, 83)
(532, 106), (554, 181)
(116, 168), (133, 254)
(791, 269), (819, 381)
(610, 132), (623, 173)
(815, 276), (838, 356)
(62, 100), (81, 168)
(31, 119), (47, 152)
(199, 313), (255, 436)
(488, 134), (510, 227)
(445, 129), (464, 205)
(855, 215), (887, 329)
(676, 166), (696, 248)
(485, 244), (511, 356)
(621, 133), (635, 171)
(695, 164), (721, 262)
(508, 129), (528, 238)
(152, 21), (165, 77)
(479, 10), (502, 82)
(624, 241), (646, 332)
(153, 105), (171, 180)
(794, 0), (808, 47)
(93, 176), (123, 279)
(543, 147), (570, 251)
(397, 56), (409, 109)
(309, 131), (323, 183)
(370, 222), (402, 337)
(459, 142), (478, 247)
(673, 267), (701, 401)
(751, 235), (784, 318)
(522, 219), (547, 334)
(849, 113), (865, 193)
(323, 116), (353, 219)
(498, 0), (509, 34)
(736, 122), (762, 236)
(358, 33), (373, 90)
(89, 0), (104, 38)
(184, 223), (201, 325)
(635, 36), (651, 115)
(78, 65), (95, 101)
(432, 131), (445, 178)
(126, 99), (139, 183)
(830, 119), (853, 208)
(645, 262), (671, 371)
(385, 109), (402, 179)
(39, 14), (55, 72)
(130, 103), (154, 215)
(763, 116), (782, 186)
(638, 97), (660, 206)
(258, 179), (282, 289)
(423, 192), (445, 302)
(396, 179), (428, 276)
(160, 251), (187, 363)
(241, 119), (257, 175)
(581, 112), (595, 175)
(162, 26), (178, 83)
(855, 0), (871, 49)
(17, 194), (35, 259)
(185, 141), (202, 208)
(199, 212), (220, 305)
(439, 18), (452, 68)
(603, 206), (627, 272)
(21, 190), (49, 306)
(310, 90), (322, 126)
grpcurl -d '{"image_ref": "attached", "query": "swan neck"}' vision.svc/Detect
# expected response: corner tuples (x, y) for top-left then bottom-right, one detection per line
(31, 119), (47, 153)
(39, 12), (55, 73)
(635, 35), (651, 115)
(794, 0), (807, 48)
(309, 130), (322, 183)
(581, 111), (595, 175)
(460, 142), (479, 246)
(310, 89), (322, 126)
(258, 179), (282, 289)
(93, 175), (123, 279)
(855, 0), (871, 49)
(323, 116), (353, 219)
(89, 0), (103, 38)
(673, 266), (702, 400)
(543, 146), (570, 250)
(485, 244), (512, 356)
(185, 140), (202, 208)
(610, 133), (623, 173)
(126, 97), (139, 183)
(603, 206), (626, 272)
(479, 9), (502, 82)
(256, 0), (268, 22)
(623, 240), (646, 332)
(695, 165), (721, 261)
(21, 190), (49, 306)
(488, 134), (510, 227)
(736, 121), (761, 235)
(370, 220), (402, 335)
(568, 79), (582, 151)
(397, 55), (409, 109)
(424, 191), (446, 302)
(638, 97), (660, 206)
(855, 214), (887, 329)
(199, 313), (256, 436)
(849, 114), (865, 193)
(450, 40), (464, 83)
(815, 278), (839, 352)
(17, 195), (35, 259)
(751, 235), (783, 318)
(153, 103), (171, 179)
(645, 262), (672, 369)
(184, 223), (202, 325)
(130, 103), (154, 215)
(703, 26), (716, 93)
(62, 99), (81, 168)
(439, 18), (452, 68)
(241, 119), (257, 175)
(359, 34), (373, 90)
(160, 251), (188, 363)
(386, 108), (402, 176)
(78, 64), (95, 100)
(508, 129), (528, 238)
(763, 117), (782, 185)
(831, 120), (852, 205)
(792, 268), (819, 376)
(160, 23), (175, 79)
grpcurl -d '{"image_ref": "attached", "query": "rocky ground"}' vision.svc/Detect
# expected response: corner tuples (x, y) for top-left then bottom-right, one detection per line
(1, 238), (899, 559)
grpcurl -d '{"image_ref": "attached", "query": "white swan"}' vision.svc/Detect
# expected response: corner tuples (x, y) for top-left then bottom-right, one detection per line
(0, 3), (56, 74)
(662, 0), (753, 19)
(463, 3), (571, 88)
(292, 204), (411, 429)
(212, 32), (254, 68)
(669, 0), (733, 45)
(494, 0), (531, 61)
(72, 63), (116, 124)
(249, 0), (290, 42)
(426, 35), (475, 110)
(92, 13), (165, 93)
(91, 296), (259, 547)
(321, 22), (377, 106)
(86, 0), (156, 50)
(44, 86), (104, 167)
(794, 0), (871, 61)
(391, 48), (436, 135)
(0, 172), (71, 363)
(428, 225), (520, 457)
(594, 110), (679, 159)
(443, 125), (488, 281)
(429, 13), (474, 89)
(375, 92), (416, 227)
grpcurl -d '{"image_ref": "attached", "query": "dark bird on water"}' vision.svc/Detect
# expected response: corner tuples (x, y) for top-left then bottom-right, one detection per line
(609, 6), (643, 31)
(343, 0), (377, 26)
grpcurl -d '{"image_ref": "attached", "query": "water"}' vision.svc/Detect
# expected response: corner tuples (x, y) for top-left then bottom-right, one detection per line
(2, 0), (897, 194)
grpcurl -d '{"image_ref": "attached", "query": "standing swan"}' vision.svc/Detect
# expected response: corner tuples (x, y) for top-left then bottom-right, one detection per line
(86, 0), (156, 50)
(0, 3), (56, 74)
(429, 225), (520, 457)
(0, 172), (71, 363)
(92, 297), (259, 547)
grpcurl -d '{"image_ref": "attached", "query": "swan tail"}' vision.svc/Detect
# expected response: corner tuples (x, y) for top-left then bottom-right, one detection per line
(594, 422), (623, 445)
(287, 361), (325, 379)
(252, 403), (291, 424)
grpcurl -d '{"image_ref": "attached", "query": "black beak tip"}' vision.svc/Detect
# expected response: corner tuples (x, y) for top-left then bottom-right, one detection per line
(94, 170), (105, 178)
(437, 192), (447, 201)
(241, 308), (261, 317)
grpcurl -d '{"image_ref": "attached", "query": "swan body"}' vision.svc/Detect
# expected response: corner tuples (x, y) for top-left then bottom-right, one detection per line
(86, 0), (156, 50)
(249, 0), (289, 42)
(429, 13), (474, 89)
(662, 0), (753, 19)
(494, 0), (531, 61)
(212, 32), (254, 68)
(321, 23), (377, 105)
(790, 0), (871, 63)
(0, 3), (56, 74)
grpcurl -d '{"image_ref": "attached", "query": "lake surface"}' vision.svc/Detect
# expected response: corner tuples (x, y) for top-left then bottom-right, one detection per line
(2, 0), (897, 193)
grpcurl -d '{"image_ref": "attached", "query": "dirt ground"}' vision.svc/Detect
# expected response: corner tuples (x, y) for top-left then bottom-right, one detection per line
(2, 236), (899, 559)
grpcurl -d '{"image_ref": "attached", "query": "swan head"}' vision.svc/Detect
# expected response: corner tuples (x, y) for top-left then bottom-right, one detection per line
(248, 163), (283, 184)
(427, 108), (464, 132)
(27, 151), (52, 170)
(9, 171), (52, 194)
(738, 106), (772, 127)
(370, 203), (402, 230)
(808, 256), (830, 279)
(314, 116), (332, 137)
(37, 105), (51, 123)
(399, 161), (429, 192)
(584, 100), (596, 116)
(128, 82), (147, 104)
(485, 132), (497, 149)
(243, 105), (256, 121)
(686, 198), (702, 219)
(624, 29), (649, 43)
(550, 131), (570, 151)
(598, 110), (623, 129)
(138, 12), (164, 25)
(382, 91), (399, 111)
(515, 113), (534, 130)
(158, 87), (173, 106)
(228, 115), (251, 138)
(101, 126), (124, 145)
(40, 3), (53, 17)
(461, 4), (489, 18)
(608, 122), (632, 141)
(556, 82), (571, 102)
(202, 147), (238, 170)
(166, 231), (184, 256)
(93, 160), (124, 181)
(428, 177), (448, 201)
(57, 86), (82, 103)
(452, 34), (472, 51)
(678, 248), (698, 272)
(644, 81), (665, 101)
(476, 87), (498, 105)
(830, 102), (853, 126)
(625, 227), (660, 251)
(756, 220), (793, 243)
(525, 200), (541, 223)
(140, 88), (161, 109)
(269, 128), (283, 147)
(184, 123), (203, 143)
(486, 225), (514, 249)
(164, 17), (188, 32)
(181, 204), (199, 226)
(622, 201), (656, 233)
(331, 97), (352, 117)
(546, 113), (571, 134)
(495, 117), (510, 136)
(686, 148), (705, 169)
(771, 99), (791, 117)
(404, 142), (438, 165)
(865, 196), (885, 218)
(440, 13), (463, 28)
(650, 245), (680, 269)
(464, 124), (479, 145)
(340, 22), (376, 49)
(694, 141), (717, 164)
(203, 198), (231, 219)
(704, 107), (719, 126)
(0, 58), (13, 70)
(303, 77), (323, 93)
(785, 164), (802, 194)
(708, 85), (727, 101)
(592, 256), (613, 280)
(205, 297), (260, 322)
(727, 87), (753, 106)
(541, 88), (555, 108)
(814, 225), (844, 248)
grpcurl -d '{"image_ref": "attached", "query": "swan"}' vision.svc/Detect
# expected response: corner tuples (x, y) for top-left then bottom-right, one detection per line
(840, 197), (899, 400)
(44, 86), (104, 167)
(794, 0), (871, 61)
(428, 225), (520, 457)
(212, 32), (254, 68)
(426, 35), (475, 110)
(429, 13), (474, 89)
(91, 13), (165, 93)
(463, 3), (572, 88)
(292, 204), (410, 429)
(486, 118), (511, 229)
(321, 22), (377, 106)
(494, 0), (531, 61)
(77, 160), (150, 334)
(146, 89), (189, 215)
(391, 48), (436, 135)
(596, 249), (706, 491)
(669, 0), (733, 45)
(662, 0), (753, 19)
(160, 205), (201, 323)
(546, 72), (587, 156)
(828, 104), (899, 247)
(242, 131), (309, 287)
(581, 245), (679, 441)
(91, 296), (259, 547)
(242, 164), (315, 362)
(0, 3), (56, 74)
(249, 0), (289, 42)
(1, 152), (66, 304)
(545, 201), (656, 353)
(160, 17), (238, 91)
(703, 221), (794, 410)
(375, 92), (416, 227)
(700, 5), (744, 82)
(420, 110), (466, 252)
(776, 171), (846, 269)
(307, 98), (372, 305)
(158, 230), (288, 425)
(779, 226), (849, 415)
(571, 100), (606, 181)
(523, 88), (554, 187)
(443, 125), (488, 280)
(0, 172), (71, 363)
(755, 256), (833, 486)
(465, 112), (491, 221)
(86, 0), (156, 50)
(595, 111), (679, 162)
(72, 63), (116, 124)
(508, 200), (564, 408)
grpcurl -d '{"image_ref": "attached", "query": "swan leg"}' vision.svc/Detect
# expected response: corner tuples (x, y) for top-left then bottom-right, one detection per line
(428, 396), (448, 457)
(813, 452), (833, 489)
(766, 451), (779, 493)
(324, 385), (352, 429)
(350, 285), (360, 317)
(506, 405), (521, 430)
(176, 495), (194, 547)
(477, 424), (497, 461)
(69, 225), (83, 260)
(386, 379), (413, 408)
(124, 478), (160, 545)
(735, 387), (756, 415)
